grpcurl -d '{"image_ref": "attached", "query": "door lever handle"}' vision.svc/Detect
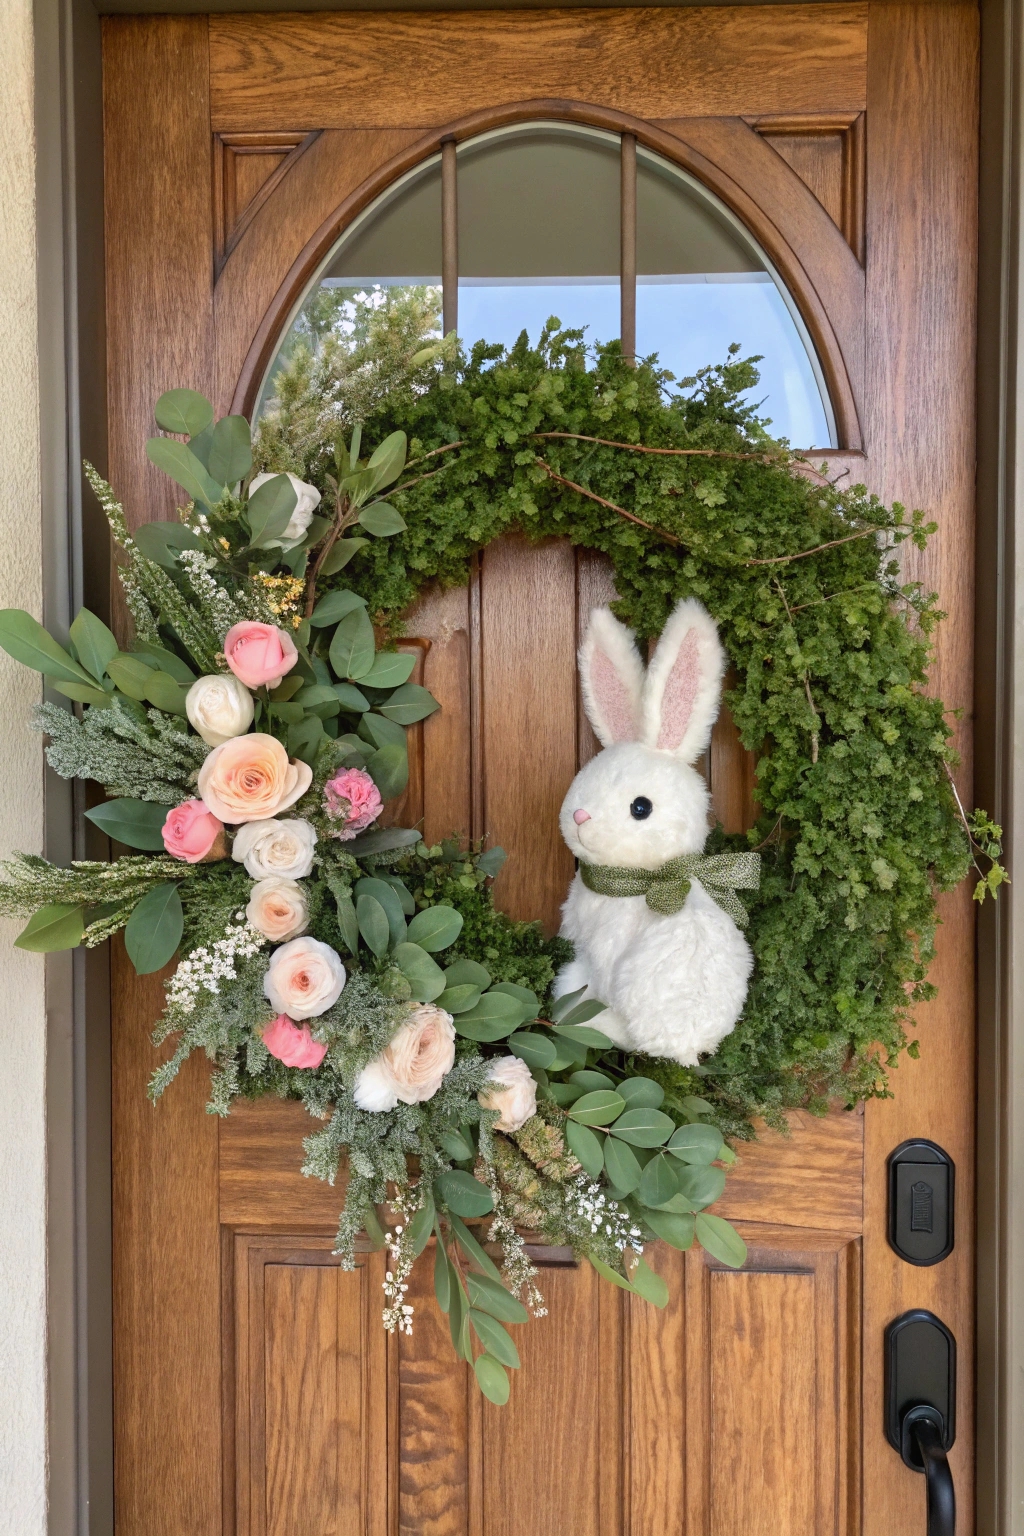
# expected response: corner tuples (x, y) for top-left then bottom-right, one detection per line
(902, 1405), (956, 1536)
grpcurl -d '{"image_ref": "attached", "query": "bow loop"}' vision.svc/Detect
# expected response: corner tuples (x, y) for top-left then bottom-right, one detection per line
(579, 850), (760, 926)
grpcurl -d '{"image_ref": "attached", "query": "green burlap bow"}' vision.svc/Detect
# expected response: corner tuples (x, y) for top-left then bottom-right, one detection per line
(579, 850), (761, 925)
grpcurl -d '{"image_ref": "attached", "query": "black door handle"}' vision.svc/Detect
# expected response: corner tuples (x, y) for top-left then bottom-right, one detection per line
(902, 1405), (956, 1536)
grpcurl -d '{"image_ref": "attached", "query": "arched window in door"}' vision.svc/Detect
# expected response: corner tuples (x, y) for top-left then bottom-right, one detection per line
(257, 122), (837, 449)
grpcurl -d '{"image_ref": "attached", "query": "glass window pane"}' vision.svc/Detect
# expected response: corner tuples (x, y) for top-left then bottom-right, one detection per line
(635, 149), (835, 448)
(456, 125), (620, 353)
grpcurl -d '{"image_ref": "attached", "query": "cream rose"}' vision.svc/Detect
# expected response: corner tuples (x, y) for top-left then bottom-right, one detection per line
(353, 1004), (456, 1112)
(232, 818), (317, 879)
(249, 471), (321, 543)
(185, 672), (255, 747)
(263, 935), (346, 1019)
(478, 1055), (537, 1132)
(246, 877), (309, 942)
(197, 733), (312, 824)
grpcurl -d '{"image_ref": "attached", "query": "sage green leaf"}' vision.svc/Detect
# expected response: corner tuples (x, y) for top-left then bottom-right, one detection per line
(378, 682), (439, 725)
(434, 985), (478, 1017)
(272, 702), (306, 725)
(487, 982), (538, 1018)
(570, 1069), (614, 1092)
(674, 1163), (727, 1209)
(475, 846), (507, 878)
(329, 607), (376, 681)
(588, 1253), (636, 1292)
(106, 653), (156, 700)
(406, 904), (463, 952)
(567, 1089), (626, 1127)
(548, 1038), (588, 1070)
(555, 998), (609, 1028)
(0, 609), (96, 686)
(391, 942), (446, 1001)
(356, 894), (390, 958)
(407, 1192), (435, 1257)
(292, 684), (339, 709)
(507, 1030), (556, 1071)
(680, 1095), (716, 1119)
(609, 1108), (675, 1147)
(444, 959), (491, 991)
(380, 874), (415, 913)
(466, 1270), (529, 1323)
(186, 425), (213, 469)
(332, 683), (370, 713)
(642, 1209), (696, 1251)
(133, 640), (196, 683)
(354, 877), (407, 944)
(448, 1213), (503, 1282)
(309, 589), (367, 627)
(85, 798), (169, 849)
(454, 991), (523, 1042)
(15, 903), (86, 953)
(146, 438), (224, 510)
(616, 1077), (665, 1111)
(287, 714), (326, 766)
(144, 670), (188, 715)
(553, 1022), (615, 1049)
(433, 1229), (452, 1312)
(474, 1354), (510, 1406)
(69, 608), (118, 682)
(124, 883), (183, 974)
(358, 712), (406, 750)
(365, 743), (408, 800)
(434, 1169), (493, 1218)
(546, 1082), (583, 1106)
(628, 1257), (669, 1308)
(52, 680), (113, 707)
(358, 501), (407, 536)
(334, 892), (360, 958)
(548, 985), (587, 1023)
(358, 651), (417, 690)
(362, 1202), (387, 1249)
(666, 1123), (725, 1165)
(153, 387), (213, 438)
(694, 1213), (747, 1268)
(132, 520), (202, 568)
(366, 428), (407, 490)
(440, 1130), (475, 1162)
(303, 514), (331, 545)
(638, 1152), (681, 1209)
(565, 1119), (604, 1178)
(207, 415), (252, 486)
(469, 1310), (520, 1369)
(320, 537), (369, 574)
(604, 1135), (642, 1195)
(346, 826), (420, 856)
(245, 471), (298, 545)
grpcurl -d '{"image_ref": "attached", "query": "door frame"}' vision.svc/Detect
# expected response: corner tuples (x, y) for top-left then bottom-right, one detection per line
(30, 0), (1024, 1530)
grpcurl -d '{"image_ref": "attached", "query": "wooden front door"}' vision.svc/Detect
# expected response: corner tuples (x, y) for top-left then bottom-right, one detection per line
(102, 6), (978, 1531)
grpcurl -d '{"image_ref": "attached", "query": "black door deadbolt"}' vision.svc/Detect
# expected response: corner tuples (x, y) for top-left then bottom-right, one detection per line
(885, 1309), (956, 1536)
(887, 1139), (954, 1265)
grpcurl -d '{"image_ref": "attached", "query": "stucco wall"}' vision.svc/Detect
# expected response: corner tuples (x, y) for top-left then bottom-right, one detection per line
(0, 0), (49, 1525)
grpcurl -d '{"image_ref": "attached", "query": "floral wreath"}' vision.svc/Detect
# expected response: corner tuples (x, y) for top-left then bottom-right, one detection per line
(0, 303), (1004, 1404)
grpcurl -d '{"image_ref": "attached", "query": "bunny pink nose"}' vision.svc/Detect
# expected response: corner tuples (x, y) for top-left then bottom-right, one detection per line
(573, 809), (591, 825)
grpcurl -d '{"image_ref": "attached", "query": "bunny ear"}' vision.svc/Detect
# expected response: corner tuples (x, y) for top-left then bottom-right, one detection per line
(641, 599), (725, 759)
(579, 607), (645, 747)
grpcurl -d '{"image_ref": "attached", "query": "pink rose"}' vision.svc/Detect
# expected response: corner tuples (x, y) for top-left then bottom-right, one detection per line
(223, 621), (299, 690)
(324, 766), (383, 840)
(161, 798), (225, 863)
(197, 733), (313, 824)
(261, 1013), (328, 1069)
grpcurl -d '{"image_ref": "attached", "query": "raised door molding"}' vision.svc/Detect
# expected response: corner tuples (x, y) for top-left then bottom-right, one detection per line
(746, 112), (866, 262)
(213, 131), (320, 275)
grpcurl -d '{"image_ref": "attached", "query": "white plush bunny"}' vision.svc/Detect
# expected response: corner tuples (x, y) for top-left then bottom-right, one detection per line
(554, 598), (756, 1066)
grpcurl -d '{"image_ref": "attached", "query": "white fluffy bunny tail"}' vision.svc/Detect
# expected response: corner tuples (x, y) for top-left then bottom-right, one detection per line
(579, 608), (646, 747)
(641, 599), (726, 761)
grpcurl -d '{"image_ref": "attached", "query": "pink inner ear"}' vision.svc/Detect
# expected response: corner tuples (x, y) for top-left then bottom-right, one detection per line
(656, 630), (701, 751)
(591, 647), (637, 742)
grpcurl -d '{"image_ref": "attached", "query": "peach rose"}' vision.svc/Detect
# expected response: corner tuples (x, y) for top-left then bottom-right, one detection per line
(246, 877), (308, 942)
(161, 798), (226, 863)
(263, 935), (346, 1019)
(479, 1055), (537, 1132)
(261, 1013), (327, 1069)
(197, 733), (312, 824)
(353, 1004), (456, 1112)
(223, 621), (299, 690)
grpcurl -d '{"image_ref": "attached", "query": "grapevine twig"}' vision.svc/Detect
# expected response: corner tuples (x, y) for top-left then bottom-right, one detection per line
(744, 524), (885, 566)
(773, 579), (820, 764)
(531, 431), (778, 463)
(532, 457), (681, 544)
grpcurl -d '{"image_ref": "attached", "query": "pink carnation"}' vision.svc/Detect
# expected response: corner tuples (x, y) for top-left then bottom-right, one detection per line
(261, 1013), (328, 1069)
(323, 767), (383, 840)
(161, 798), (225, 863)
(222, 621), (298, 690)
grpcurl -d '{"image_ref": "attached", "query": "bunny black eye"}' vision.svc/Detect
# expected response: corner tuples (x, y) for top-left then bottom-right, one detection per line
(630, 796), (653, 820)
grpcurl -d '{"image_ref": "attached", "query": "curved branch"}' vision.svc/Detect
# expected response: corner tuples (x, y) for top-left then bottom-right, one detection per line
(532, 458), (681, 545)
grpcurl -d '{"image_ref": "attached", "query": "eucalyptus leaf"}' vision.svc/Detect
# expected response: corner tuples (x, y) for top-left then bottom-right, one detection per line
(549, 986), (587, 1024)
(309, 589), (367, 627)
(444, 959), (491, 990)
(565, 1119), (604, 1178)
(132, 641), (196, 684)
(609, 1108), (675, 1148)
(85, 798), (169, 850)
(642, 1209), (696, 1251)
(407, 1193), (435, 1258)
(489, 982), (538, 1018)
(666, 1123), (725, 1165)
(124, 883), (183, 974)
(616, 1077), (665, 1111)
(206, 414), (253, 486)
(588, 1253), (636, 1292)
(569, 1069), (615, 1092)
(287, 714), (326, 765)
(567, 1089), (625, 1127)
(14, 903), (86, 953)
(334, 892), (360, 957)
(377, 683), (440, 725)
(354, 877), (407, 944)
(628, 1257), (669, 1308)
(553, 1022), (614, 1049)
(469, 1310), (520, 1369)
(365, 743), (408, 801)
(475, 845), (507, 879)
(345, 826), (421, 856)
(358, 712), (406, 750)
(638, 1152), (681, 1209)
(466, 1270), (529, 1324)
(320, 537), (369, 574)
(69, 608), (119, 682)
(447, 1213), (503, 1282)
(555, 998), (609, 1028)
(474, 1354), (510, 1406)
(144, 670), (188, 715)
(362, 1202), (387, 1249)
(604, 1135), (642, 1195)
(358, 502), (407, 536)
(246, 472), (298, 546)
(132, 520), (202, 567)
(145, 437), (224, 510)
(391, 942), (446, 1002)
(0, 610), (97, 687)
(366, 429), (407, 490)
(507, 1030), (557, 1071)
(329, 607), (376, 681)
(355, 894), (390, 958)
(434, 1169), (493, 1218)
(358, 651), (417, 690)
(453, 991), (523, 1042)
(433, 1229), (452, 1312)
(406, 904), (463, 952)
(440, 1130), (475, 1162)
(694, 1213), (747, 1268)
(380, 874), (415, 914)
(674, 1163), (727, 1209)
(52, 680), (114, 707)
(106, 653), (157, 700)
(153, 387), (213, 438)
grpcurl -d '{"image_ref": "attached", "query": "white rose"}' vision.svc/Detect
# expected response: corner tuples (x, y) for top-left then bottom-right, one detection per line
(249, 471), (321, 543)
(353, 1004), (456, 1112)
(246, 876), (308, 942)
(479, 1055), (537, 1132)
(263, 935), (346, 1019)
(185, 673), (254, 747)
(232, 818), (317, 879)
